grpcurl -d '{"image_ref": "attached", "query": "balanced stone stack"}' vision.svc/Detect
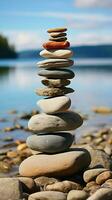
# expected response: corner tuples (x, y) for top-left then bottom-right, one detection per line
(19, 28), (91, 179)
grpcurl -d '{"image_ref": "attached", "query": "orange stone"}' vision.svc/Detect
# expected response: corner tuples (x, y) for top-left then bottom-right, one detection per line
(43, 41), (70, 50)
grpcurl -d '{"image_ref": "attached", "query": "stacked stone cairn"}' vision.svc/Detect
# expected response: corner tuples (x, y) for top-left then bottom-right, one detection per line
(18, 28), (94, 199)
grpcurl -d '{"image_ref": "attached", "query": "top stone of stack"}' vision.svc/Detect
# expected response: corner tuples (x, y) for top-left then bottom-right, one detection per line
(47, 27), (67, 33)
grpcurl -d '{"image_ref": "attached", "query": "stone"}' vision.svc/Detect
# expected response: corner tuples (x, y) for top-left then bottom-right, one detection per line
(28, 112), (83, 133)
(102, 179), (112, 188)
(38, 69), (75, 79)
(50, 32), (67, 38)
(42, 79), (70, 88)
(84, 181), (100, 195)
(49, 36), (67, 42)
(37, 59), (74, 68)
(34, 176), (59, 191)
(0, 178), (23, 200)
(19, 149), (91, 177)
(76, 145), (112, 170)
(96, 171), (112, 185)
(37, 96), (71, 113)
(46, 180), (82, 193)
(17, 143), (27, 151)
(36, 87), (74, 96)
(67, 190), (89, 200)
(18, 177), (37, 193)
(43, 41), (70, 50)
(26, 132), (74, 153)
(87, 188), (112, 200)
(28, 191), (67, 200)
(83, 168), (107, 183)
(47, 27), (67, 33)
(40, 49), (73, 59)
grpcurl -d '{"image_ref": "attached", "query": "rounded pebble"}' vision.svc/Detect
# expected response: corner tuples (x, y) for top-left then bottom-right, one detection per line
(38, 69), (75, 79)
(28, 111), (83, 133)
(40, 49), (73, 59)
(37, 96), (71, 114)
(26, 132), (74, 153)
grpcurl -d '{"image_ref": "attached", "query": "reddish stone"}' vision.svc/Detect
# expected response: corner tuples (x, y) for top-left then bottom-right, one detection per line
(43, 41), (70, 50)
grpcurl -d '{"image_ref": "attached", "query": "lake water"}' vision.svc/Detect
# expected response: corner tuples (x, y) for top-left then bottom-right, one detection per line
(0, 58), (112, 138)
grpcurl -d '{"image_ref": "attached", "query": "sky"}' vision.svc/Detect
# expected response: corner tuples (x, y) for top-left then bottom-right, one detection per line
(0, 0), (112, 51)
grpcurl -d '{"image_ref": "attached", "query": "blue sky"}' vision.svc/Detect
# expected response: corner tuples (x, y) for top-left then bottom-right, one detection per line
(0, 0), (112, 50)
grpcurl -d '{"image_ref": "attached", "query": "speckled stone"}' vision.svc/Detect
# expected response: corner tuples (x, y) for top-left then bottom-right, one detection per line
(36, 87), (74, 97)
(26, 132), (74, 153)
(47, 27), (67, 33)
(37, 96), (71, 113)
(28, 111), (83, 133)
(40, 49), (73, 59)
(42, 79), (70, 88)
(38, 69), (75, 79)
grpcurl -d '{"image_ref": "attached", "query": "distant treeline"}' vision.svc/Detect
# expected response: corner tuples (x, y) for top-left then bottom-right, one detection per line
(0, 34), (17, 59)
(18, 45), (112, 59)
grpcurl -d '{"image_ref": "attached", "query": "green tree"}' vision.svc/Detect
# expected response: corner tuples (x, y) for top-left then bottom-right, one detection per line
(0, 34), (17, 59)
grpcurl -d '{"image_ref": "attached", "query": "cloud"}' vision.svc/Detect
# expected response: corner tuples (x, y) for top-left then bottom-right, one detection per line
(1, 31), (43, 50)
(74, 0), (112, 8)
(71, 33), (112, 46)
(41, 11), (112, 30)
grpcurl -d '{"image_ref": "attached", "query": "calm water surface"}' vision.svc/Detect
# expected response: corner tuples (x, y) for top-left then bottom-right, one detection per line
(0, 58), (112, 139)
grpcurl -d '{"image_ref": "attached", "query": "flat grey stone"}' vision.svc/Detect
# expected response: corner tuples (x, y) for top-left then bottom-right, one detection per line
(26, 132), (74, 153)
(50, 32), (67, 38)
(38, 69), (75, 79)
(37, 59), (74, 68)
(49, 36), (67, 41)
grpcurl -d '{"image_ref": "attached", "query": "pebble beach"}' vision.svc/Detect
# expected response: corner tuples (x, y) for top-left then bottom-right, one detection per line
(0, 27), (112, 200)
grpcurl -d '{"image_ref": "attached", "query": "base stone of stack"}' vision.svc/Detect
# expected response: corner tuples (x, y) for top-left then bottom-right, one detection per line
(19, 149), (91, 177)
(26, 132), (74, 153)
